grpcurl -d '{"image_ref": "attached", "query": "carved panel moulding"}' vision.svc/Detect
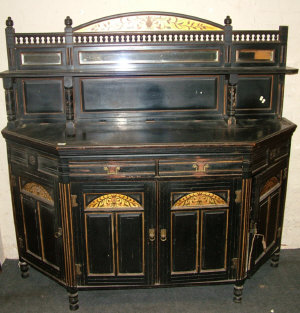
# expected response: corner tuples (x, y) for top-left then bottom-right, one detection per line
(22, 182), (53, 204)
(75, 14), (222, 32)
(173, 191), (227, 207)
(87, 193), (142, 209)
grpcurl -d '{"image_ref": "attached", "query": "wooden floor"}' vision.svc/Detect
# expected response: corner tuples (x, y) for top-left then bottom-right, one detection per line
(0, 249), (299, 313)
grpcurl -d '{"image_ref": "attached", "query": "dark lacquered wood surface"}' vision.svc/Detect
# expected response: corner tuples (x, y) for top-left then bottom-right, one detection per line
(0, 67), (298, 78)
(1, 12), (298, 310)
(2, 118), (296, 153)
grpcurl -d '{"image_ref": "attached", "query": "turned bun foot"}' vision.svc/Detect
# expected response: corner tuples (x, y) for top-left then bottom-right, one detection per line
(271, 251), (280, 268)
(233, 283), (244, 303)
(19, 261), (29, 278)
(68, 289), (79, 311)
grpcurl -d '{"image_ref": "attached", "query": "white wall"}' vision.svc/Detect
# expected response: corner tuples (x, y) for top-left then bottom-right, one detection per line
(0, 0), (299, 262)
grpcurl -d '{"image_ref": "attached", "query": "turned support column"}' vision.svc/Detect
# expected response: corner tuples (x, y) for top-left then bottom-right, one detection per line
(64, 76), (75, 137)
(224, 15), (232, 66)
(227, 74), (238, 126)
(64, 16), (75, 137)
(3, 77), (16, 124)
(5, 17), (16, 70)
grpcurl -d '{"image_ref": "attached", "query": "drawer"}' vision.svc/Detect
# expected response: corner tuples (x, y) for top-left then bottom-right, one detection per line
(269, 142), (289, 163)
(159, 158), (243, 177)
(69, 160), (156, 178)
(9, 146), (58, 176)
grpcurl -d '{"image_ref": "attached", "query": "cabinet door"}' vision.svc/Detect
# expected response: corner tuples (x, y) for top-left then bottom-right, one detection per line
(71, 181), (155, 286)
(249, 161), (288, 272)
(159, 179), (238, 284)
(12, 175), (63, 279)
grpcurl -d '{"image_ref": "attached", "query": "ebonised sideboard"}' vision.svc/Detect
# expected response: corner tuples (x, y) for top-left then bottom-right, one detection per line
(0, 12), (297, 310)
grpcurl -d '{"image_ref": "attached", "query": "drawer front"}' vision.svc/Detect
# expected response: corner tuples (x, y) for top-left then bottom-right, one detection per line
(269, 142), (289, 163)
(9, 145), (58, 176)
(69, 160), (156, 178)
(159, 158), (243, 177)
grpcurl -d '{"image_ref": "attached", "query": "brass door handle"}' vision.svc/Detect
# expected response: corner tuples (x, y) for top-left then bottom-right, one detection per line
(160, 229), (167, 242)
(149, 228), (155, 242)
(54, 227), (63, 239)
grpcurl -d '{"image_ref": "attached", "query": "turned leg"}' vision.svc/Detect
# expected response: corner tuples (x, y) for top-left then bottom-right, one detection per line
(271, 250), (280, 267)
(68, 288), (79, 311)
(233, 281), (244, 303)
(19, 261), (29, 278)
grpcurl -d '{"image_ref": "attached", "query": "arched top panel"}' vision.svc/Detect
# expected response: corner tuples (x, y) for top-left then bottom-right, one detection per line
(260, 177), (280, 197)
(74, 12), (223, 33)
(87, 193), (142, 209)
(173, 191), (227, 207)
(22, 182), (53, 203)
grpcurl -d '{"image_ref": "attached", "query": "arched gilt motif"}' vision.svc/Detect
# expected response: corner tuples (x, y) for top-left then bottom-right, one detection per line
(87, 193), (141, 209)
(75, 13), (222, 32)
(260, 177), (280, 196)
(23, 182), (53, 203)
(173, 191), (226, 207)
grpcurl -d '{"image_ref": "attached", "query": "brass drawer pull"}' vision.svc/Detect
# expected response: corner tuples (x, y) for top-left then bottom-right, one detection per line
(160, 229), (167, 242)
(193, 163), (209, 173)
(104, 166), (120, 175)
(149, 228), (155, 242)
(54, 227), (63, 239)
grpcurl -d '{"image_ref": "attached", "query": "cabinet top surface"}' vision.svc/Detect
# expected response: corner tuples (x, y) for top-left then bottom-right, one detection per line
(2, 119), (296, 154)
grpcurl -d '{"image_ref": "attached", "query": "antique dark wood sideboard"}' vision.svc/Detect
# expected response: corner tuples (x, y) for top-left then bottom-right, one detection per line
(0, 12), (297, 310)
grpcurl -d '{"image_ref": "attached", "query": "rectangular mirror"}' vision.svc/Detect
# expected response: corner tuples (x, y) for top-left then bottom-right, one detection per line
(79, 49), (219, 65)
(21, 52), (62, 65)
(236, 49), (274, 62)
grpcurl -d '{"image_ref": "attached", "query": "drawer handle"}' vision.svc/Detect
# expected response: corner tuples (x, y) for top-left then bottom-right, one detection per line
(193, 163), (209, 173)
(104, 166), (120, 175)
(149, 228), (156, 242)
(160, 229), (167, 242)
(54, 227), (63, 239)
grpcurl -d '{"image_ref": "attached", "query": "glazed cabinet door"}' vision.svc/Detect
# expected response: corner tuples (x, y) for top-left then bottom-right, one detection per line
(249, 160), (288, 272)
(10, 172), (64, 279)
(71, 181), (155, 286)
(159, 179), (239, 284)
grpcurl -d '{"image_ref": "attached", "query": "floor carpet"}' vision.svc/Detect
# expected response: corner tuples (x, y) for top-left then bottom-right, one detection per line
(0, 249), (299, 312)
